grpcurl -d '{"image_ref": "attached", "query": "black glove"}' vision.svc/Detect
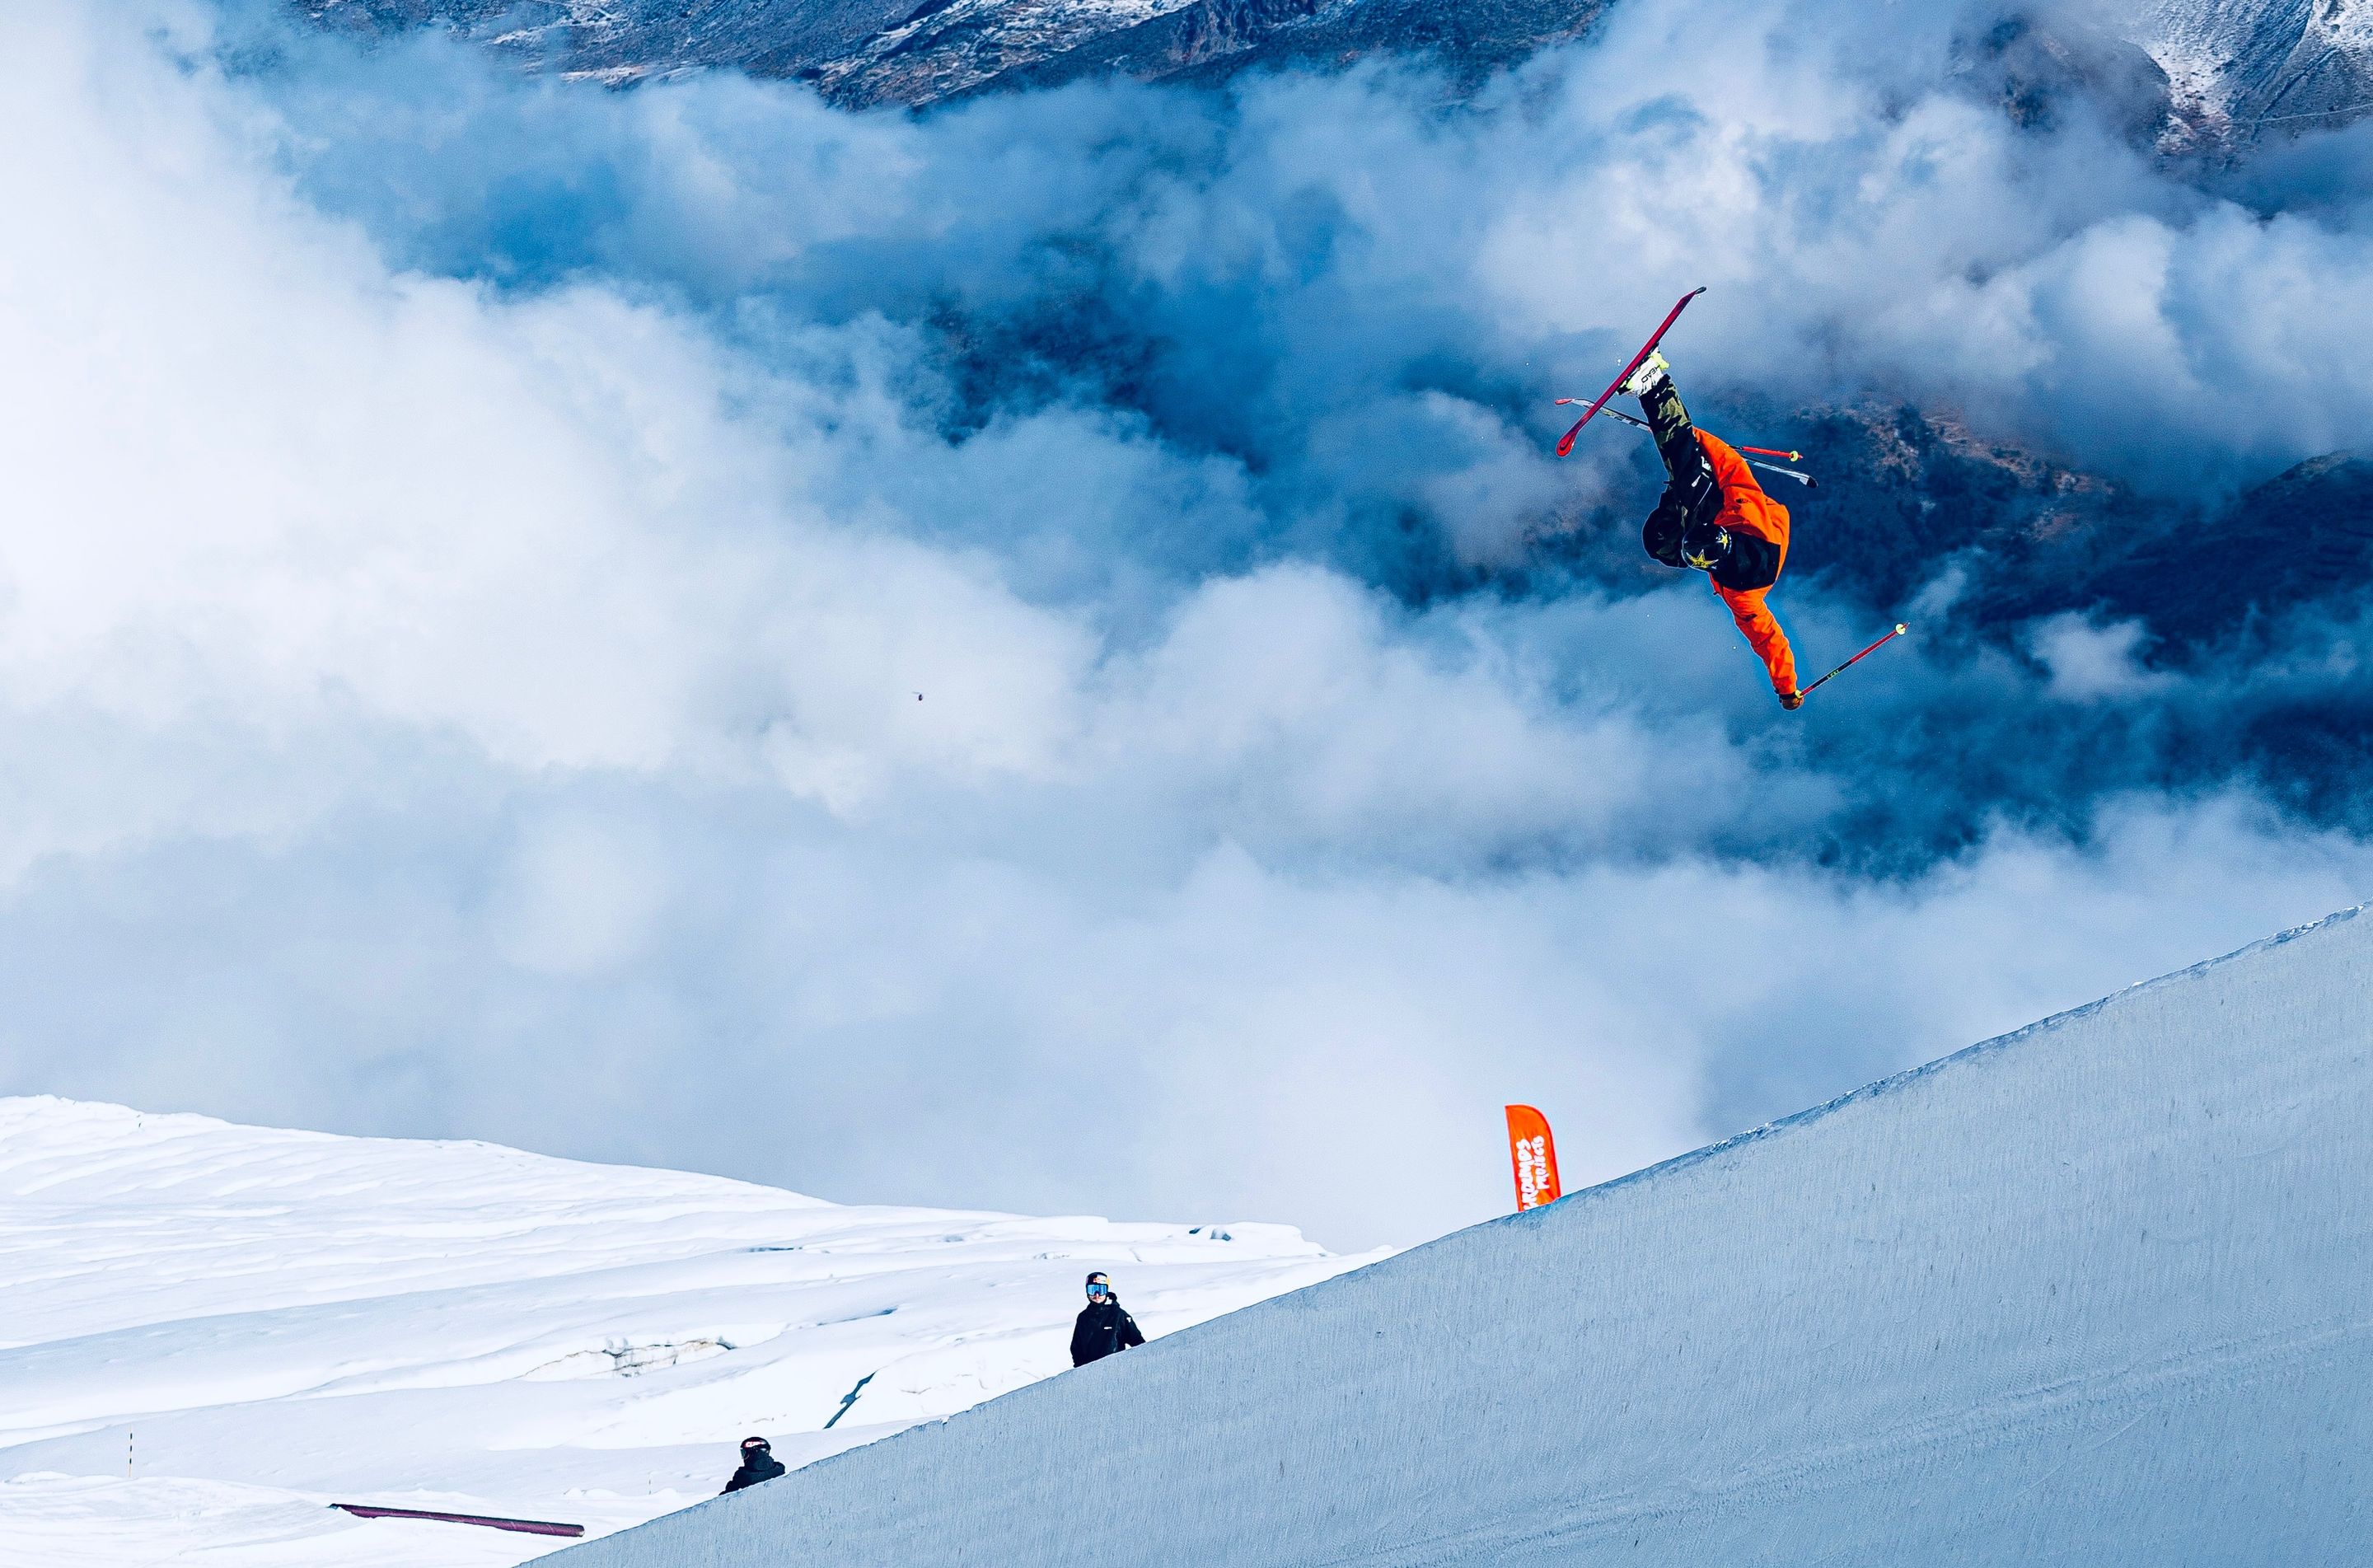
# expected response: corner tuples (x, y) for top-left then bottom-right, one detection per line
(1641, 496), (1687, 568)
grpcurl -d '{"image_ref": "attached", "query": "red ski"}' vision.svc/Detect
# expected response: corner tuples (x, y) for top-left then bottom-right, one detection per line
(1554, 286), (1706, 457)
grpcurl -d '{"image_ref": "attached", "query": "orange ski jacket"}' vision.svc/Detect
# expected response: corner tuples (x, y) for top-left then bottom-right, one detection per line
(1697, 430), (1797, 697)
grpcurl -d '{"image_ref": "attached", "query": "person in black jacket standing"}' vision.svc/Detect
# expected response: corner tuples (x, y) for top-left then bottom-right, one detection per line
(1069, 1271), (1144, 1367)
(720, 1435), (786, 1494)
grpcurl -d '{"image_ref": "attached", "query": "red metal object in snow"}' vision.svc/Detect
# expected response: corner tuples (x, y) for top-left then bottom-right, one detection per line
(331, 1504), (586, 1538)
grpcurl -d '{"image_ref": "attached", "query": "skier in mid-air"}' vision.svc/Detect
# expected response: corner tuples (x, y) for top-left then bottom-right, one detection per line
(1070, 1271), (1144, 1367)
(1626, 349), (1802, 709)
(1561, 288), (1903, 704)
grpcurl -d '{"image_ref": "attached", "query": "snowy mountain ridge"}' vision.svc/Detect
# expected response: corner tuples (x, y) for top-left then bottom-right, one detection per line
(302, 0), (2373, 129)
(0, 1096), (1380, 1566)
(2139, 0), (2373, 130)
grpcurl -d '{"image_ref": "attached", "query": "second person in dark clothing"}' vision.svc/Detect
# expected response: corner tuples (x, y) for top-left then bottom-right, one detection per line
(720, 1435), (786, 1494)
(1069, 1271), (1144, 1367)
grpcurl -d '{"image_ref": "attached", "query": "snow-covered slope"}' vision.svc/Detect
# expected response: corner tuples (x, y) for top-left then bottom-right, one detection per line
(0, 1100), (1379, 1566)
(2134, 0), (2373, 133)
(559, 906), (2373, 1567)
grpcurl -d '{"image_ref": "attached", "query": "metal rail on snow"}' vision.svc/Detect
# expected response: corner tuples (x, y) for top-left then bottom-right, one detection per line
(330, 1504), (587, 1538)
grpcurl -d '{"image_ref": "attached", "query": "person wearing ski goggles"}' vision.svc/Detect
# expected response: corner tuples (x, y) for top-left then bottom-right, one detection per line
(1069, 1271), (1145, 1368)
(720, 1434), (787, 1495)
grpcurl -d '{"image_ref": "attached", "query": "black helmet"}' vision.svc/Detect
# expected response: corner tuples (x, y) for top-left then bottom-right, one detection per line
(1084, 1271), (1111, 1297)
(741, 1436), (771, 1454)
(1680, 522), (1733, 573)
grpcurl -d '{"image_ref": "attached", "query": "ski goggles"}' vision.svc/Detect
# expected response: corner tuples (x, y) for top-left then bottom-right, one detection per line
(1084, 1278), (1110, 1296)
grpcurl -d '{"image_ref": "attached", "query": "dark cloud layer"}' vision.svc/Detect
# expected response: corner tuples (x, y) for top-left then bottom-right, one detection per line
(0, 0), (2368, 1246)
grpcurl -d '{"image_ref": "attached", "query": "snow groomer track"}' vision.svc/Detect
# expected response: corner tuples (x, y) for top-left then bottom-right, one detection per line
(559, 906), (2373, 1566)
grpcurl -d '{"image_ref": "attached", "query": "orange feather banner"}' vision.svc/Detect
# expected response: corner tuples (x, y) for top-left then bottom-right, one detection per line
(1505, 1104), (1563, 1211)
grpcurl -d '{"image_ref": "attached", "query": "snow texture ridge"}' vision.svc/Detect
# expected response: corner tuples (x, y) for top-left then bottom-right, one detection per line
(556, 905), (2373, 1567)
(0, 1099), (1377, 1567)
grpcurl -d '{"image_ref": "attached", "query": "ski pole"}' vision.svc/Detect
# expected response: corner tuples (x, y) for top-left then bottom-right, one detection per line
(1556, 400), (1816, 487)
(1798, 623), (1908, 700)
(1557, 399), (1652, 430)
(1743, 457), (1817, 489)
(1557, 401), (1804, 466)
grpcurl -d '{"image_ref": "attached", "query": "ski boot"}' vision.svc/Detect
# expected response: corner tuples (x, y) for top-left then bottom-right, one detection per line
(1619, 350), (1673, 400)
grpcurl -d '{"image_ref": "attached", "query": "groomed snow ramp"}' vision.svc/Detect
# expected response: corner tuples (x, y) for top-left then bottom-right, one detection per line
(556, 909), (2373, 1567)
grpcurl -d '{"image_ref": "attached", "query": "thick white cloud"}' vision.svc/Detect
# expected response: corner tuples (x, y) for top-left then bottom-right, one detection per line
(0, 1), (2366, 1248)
